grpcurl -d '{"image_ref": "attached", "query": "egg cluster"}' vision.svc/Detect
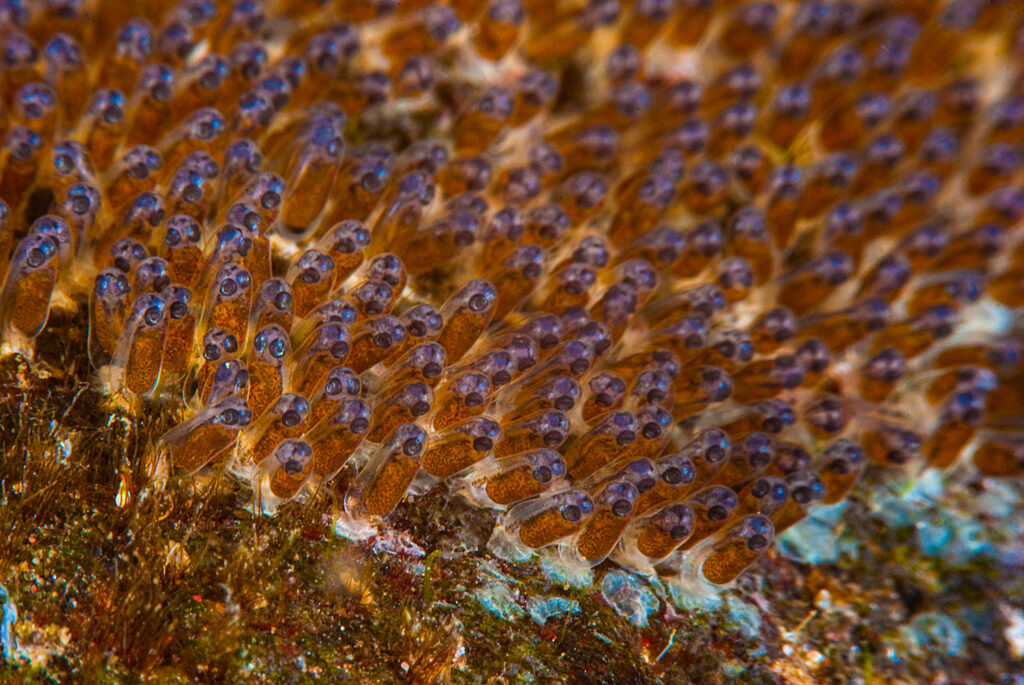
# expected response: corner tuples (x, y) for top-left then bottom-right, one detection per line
(0, 0), (1022, 589)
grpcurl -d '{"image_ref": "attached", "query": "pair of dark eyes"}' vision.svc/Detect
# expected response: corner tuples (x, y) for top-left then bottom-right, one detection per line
(369, 257), (403, 283)
(475, 94), (512, 117)
(227, 209), (261, 231)
(791, 485), (822, 504)
(116, 24), (151, 48)
(204, 336), (238, 360)
(46, 39), (82, 66)
(112, 253), (145, 272)
(325, 378), (360, 396)
(309, 124), (344, 154)
(488, 0), (524, 23)
(98, 275), (131, 294)
(3, 46), (38, 66)
(228, 151), (263, 174)
(165, 226), (200, 246)
(312, 45), (343, 73)
(255, 335), (287, 358)
(520, 88), (550, 108)
(219, 409), (250, 426)
(560, 501), (594, 522)
(323, 308), (357, 327)
(184, 0), (216, 22)
(219, 275), (251, 296)
(127, 160), (160, 178)
(716, 340), (753, 360)
(11, 135), (43, 159)
(592, 389), (619, 408)
(662, 466), (695, 485)
(194, 119), (224, 140)
(827, 458), (854, 475)
(747, 451), (774, 469)
(691, 171), (728, 194)
(299, 261), (333, 283)
(256, 83), (291, 111)
(399, 172), (430, 195)
(213, 364), (248, 386)
(761, 414), (793, 432)
(407, 317), (438, 337)
(531, 461), (566, 483)
(132, 206), (166, 230)
(361, 298), (389, 319)
(238, 91), (274, 119)
(334, 228), (371, 252)
(18, 89), (55, 114)
(750, 479), (788, 500)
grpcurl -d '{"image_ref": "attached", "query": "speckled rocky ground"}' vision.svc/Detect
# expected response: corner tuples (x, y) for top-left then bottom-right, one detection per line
(1, 338), (1023, 684)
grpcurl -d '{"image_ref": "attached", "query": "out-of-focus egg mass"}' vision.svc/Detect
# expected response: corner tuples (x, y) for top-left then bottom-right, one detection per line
(2, 0), (1024, 681)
